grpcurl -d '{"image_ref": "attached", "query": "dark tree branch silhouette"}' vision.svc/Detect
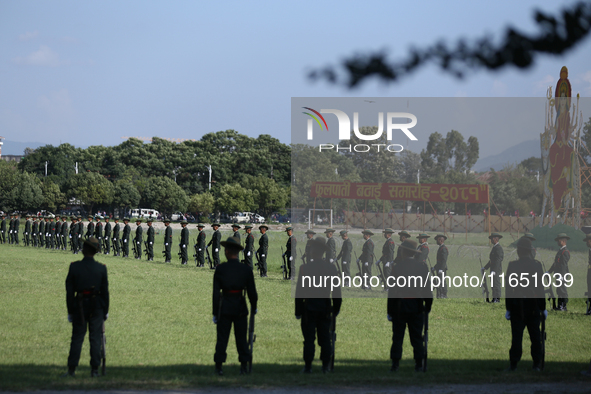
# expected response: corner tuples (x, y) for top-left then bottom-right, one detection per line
(309, 1), (591, 88)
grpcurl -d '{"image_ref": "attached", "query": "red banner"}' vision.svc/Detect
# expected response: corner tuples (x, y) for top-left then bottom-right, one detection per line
(310, 181), (489, 204)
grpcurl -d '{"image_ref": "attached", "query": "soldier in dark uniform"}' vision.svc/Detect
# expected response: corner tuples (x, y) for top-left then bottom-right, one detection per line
(8, 214), (14, 244)
(122, 218), (131, 258)
(103, 217), (111, 255)
(257, 224), (269, 277)
(112, 218), (120, 257)
(24, 214), (32, 246)
(134, 219), (143, 260)
(357, 230), (374, 289)
(585, 234), (591, 315)
(163, 219), (172, 263)
(146, 219), (155, 261)
(244, 224), (255, 269)
(337, 230), (352, 280)
(387, 239), (433, 372)
(231, 224), (241, 243)
(380, 228), (396, 280)
(61, 216), (69, 251)
(63, 237), (109, 378)
(284, 227), (296, 279)
(180, 220), (189, 265)
(48, 216), (56, 249)
(86, 216), (94, 240)
(94, 217), (103, 253)
(394, 231), (411, 265)
(295, 237), (342, 373)
(76, 216), (84, 253)
(483, 232), (504, 303)
(325, 229), (337, 266)
(69, 216), (77, 253)
(505, 237), (546, 371)
(39, 216), (46, 248)
(433, 234), (449, 299)
(547, 233), (570, 311)
(302, 230), (316, 264)
(208, 223), (222, 268)
(195, 223), (206, 267)
(0, 213), (6, 244)
(13, 213), (20, 245)
(416, 233), (430, 265)
(32, 216), (39, 247)
(55, 215), (63, 250)
(213, 236), (258, 375)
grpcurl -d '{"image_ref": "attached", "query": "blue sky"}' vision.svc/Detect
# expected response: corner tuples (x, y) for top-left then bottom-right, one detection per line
(1, 0), (590, 157)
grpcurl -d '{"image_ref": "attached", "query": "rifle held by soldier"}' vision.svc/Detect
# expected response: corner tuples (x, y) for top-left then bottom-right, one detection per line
(423, 311), (429, 372)
(247, 307), (256, 373)
(354, 251), (362, 278)
(281, 246), (288, 280)
(132, 237), (139, 259)
(254, 250), (263, 276)
(205, 246), (213, 269)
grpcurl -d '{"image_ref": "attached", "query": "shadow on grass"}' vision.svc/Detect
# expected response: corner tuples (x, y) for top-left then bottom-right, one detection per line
(1, 360), (590, 391)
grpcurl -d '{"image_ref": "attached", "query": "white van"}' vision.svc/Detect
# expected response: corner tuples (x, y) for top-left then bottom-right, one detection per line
(130, 208), (160, 219)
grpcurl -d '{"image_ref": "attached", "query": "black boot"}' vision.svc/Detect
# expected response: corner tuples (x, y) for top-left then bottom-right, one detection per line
(390, 359), (399, 372)
(415, 359), (424, 372)
(61, 367), (75, 377)
(301, 361), (312, 373)
(91, 369), (99, 377)
(321, 360), (330, 373)
(240, 362), (248, 375)
(586, 299), (591, 315)
(215, 362), (223, 376)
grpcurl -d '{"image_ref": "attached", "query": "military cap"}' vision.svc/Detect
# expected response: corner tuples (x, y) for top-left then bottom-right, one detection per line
(488, 232), (503, 240)
(94, 215), (100, 220)
(244, 224), (253, 229)
(25, 214), (31, 218)
(382, 228), (395, 234)
(434, 234), (447, 240)
(324, 228), (336, 234)
(146, 218), (153, 223)
(220, 236), (244, 251)
(180, 220), (188, 225)
(231, 223), (241, 228)
(554, 233), (570, 241)
(104, 217), (109, 220)
(83, 237), (100, 253)
(163, 218), (171, 223)
(212, 222), (221, 227)
(77, 215), (82, 219)
(516, 237), (534, 250)
(285, 226), (293, 232)
(339, 230), (348, 236)
(197, 223), (205, 228)
(113, 217), (120, 221)
(123, 217), (130, 221)
(70, 216), (76, 220)
(397, 240), (421, 254)
(259, 224), (269, 230)
(87, 215), (93, 219)
(416, 233), (430, 239)
(305, 229), (316, 235)
(135, 218), (143, 223)
(523, 233), (536, 241)
(362, 229), (374, 236)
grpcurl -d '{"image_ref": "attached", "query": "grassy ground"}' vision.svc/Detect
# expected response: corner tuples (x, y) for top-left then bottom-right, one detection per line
(0, 229), (590, 390)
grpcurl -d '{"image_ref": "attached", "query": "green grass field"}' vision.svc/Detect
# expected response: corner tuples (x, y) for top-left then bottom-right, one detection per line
(1, 229), (590, 390)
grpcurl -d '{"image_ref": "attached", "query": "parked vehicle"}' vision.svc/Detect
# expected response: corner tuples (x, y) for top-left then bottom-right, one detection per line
(130, 208), (160, 219)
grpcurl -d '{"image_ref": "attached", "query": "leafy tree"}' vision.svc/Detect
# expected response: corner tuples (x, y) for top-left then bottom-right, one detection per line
(41, 181), (66, 211)
(245, 176), (289, 217)
(0, 162), (43, 212)
(216, 184), (256, 215)
(64, 172), (114, 213)
(420, 130), (479, 177)
(188, 192), (215, 220)
(142, 176), (189, 216)
(310, 2), (591, 87)
(113, 179), (141, 213)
